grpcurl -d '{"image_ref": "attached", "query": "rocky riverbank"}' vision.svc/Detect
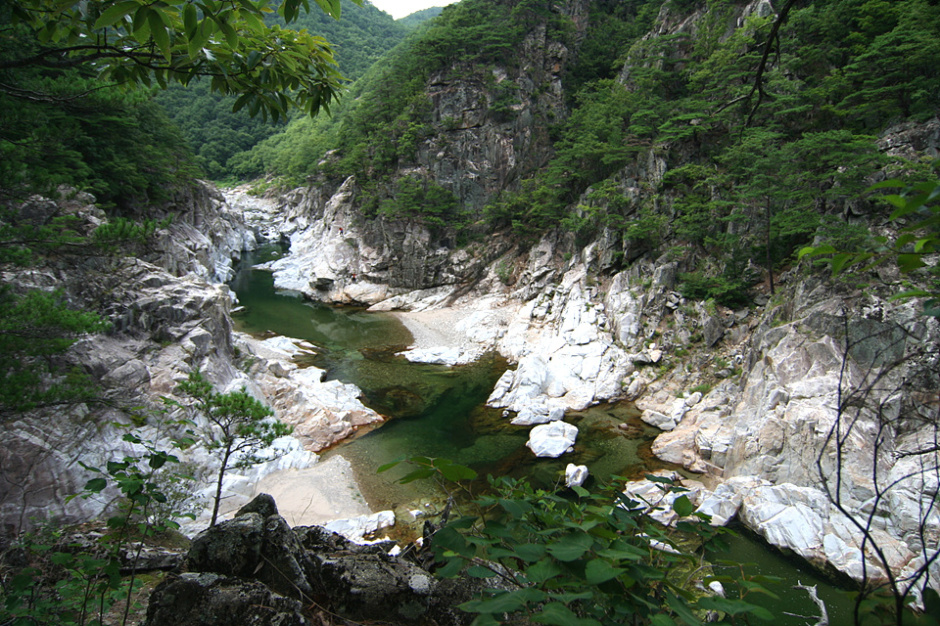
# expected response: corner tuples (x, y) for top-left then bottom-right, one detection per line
(236, 173), (939, 598)
(4, 178), (936, 600)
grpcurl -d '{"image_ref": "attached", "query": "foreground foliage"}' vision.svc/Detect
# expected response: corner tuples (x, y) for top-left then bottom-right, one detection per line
(1, 432), (192, 626)
(0, 0), (364, 204)
(3, 0), (357, 122)
(382, 457), (780, 625)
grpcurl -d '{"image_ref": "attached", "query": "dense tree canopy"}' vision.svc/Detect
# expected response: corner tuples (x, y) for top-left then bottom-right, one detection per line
(2, 0), (357, 121)
(153, 0), (415, 180)
(0, 0), (364, 204)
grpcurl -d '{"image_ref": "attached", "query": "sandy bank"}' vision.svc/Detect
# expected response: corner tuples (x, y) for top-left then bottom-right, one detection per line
(251, 455), (372, 526)
(393, 308), (476, 350)
(393, 298), (518, 353)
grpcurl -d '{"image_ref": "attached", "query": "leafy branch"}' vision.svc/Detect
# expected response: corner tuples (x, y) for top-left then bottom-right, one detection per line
(799, 176), (940, 317)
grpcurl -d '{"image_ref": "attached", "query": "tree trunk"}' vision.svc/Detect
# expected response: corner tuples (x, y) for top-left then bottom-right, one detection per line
(765, 199), (775, 295)
(210, 447), (232, 527)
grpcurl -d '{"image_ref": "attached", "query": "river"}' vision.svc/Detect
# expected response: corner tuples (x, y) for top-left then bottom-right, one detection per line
(229, 245), (857, 625)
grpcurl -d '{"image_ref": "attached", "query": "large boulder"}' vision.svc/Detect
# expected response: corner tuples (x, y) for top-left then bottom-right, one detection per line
(164, 494), (492, 625)
(187, 496), (314, 600)
(144, 573), (307, 626)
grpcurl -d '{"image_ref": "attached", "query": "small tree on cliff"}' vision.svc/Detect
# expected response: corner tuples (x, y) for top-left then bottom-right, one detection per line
(177, 370), (291, 527)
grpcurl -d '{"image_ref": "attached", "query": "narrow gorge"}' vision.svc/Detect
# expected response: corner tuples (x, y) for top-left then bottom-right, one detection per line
(2, 0), (938, 624)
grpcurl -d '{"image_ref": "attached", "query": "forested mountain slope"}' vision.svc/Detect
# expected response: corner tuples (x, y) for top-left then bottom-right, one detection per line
(153, 0), (429, 180)
(254, 0), (939, 304)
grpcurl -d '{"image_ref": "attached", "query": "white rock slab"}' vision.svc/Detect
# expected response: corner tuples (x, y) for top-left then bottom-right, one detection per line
(325, 510), (396, 543)
(510, 403), (565, 426)
(398, 346), (484, 366)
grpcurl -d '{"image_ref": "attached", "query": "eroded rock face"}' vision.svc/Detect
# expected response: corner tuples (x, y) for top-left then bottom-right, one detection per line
(0, 191), (324, 533)
(634, 282), (940, 592)
(488, 259), (630, 413)
(237, 334), (384, 452)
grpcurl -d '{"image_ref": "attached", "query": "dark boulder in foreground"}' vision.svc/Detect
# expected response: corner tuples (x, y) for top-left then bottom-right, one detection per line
(145, 494), (485, 626)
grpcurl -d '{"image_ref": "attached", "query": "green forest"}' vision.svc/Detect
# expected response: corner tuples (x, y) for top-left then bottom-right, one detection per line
(153, 0), (422, 180)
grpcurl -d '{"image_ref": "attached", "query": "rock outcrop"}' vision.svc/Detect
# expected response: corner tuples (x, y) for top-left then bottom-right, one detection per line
(145, 495), (488, 626)
(0, 187), (372, 534)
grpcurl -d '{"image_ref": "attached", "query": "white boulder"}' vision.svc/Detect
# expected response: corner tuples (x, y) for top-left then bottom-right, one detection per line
(526, 421), (578, 457)
(324, 510), (396, 543)
(510, 403), (565, 426)
(565, 464), (589, 487)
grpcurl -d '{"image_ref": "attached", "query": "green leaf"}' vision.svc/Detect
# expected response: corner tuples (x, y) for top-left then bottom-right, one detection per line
(736, 579), (781, 599)
(585, 558), (626, 584)
(182, 3), (198, 36)
(314, 0), (342, 19)
(888, 195), (927, 220)
(376, 457), (404, 473)
(435, 557), (464, 578)
(533, 602), (601, 626)
(461, 591), (527, 614)
(432, 526), (474, 558)
(467, 565), (499, 578)
(898, 253), (926, 273)
(498, 498), (533, 518)
(697, 596), (773, 620)
(547, 532), (594, 562)
(597, 541), (645, 561)
(829, 253), (855, 276)
(666, 591), (701, 625)
(798, 244), (835, 259)
(92, 1), (139, 29)
(434, 458), (478, 481)
(106, 460), (128, 474)
(49, 552), (75, 566)
(650, 615), (677, 626)
(525, 556), (562, 583)
(241, 10), (264, 33)
(867, 180), (906, 191)
(399, 467), (435, 483)
(132, 5), (152, 39)
(672, 495), (694, 517)
(914, 238), (934, 253)
(218, 19), (238, 49)
(514, 543), (547, 562)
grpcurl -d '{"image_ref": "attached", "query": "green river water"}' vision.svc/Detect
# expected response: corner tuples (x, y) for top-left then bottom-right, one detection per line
(229, 246), (857, 625)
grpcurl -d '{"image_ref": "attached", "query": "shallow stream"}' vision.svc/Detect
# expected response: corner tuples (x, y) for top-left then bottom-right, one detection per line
(229, 246), (856, 625)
